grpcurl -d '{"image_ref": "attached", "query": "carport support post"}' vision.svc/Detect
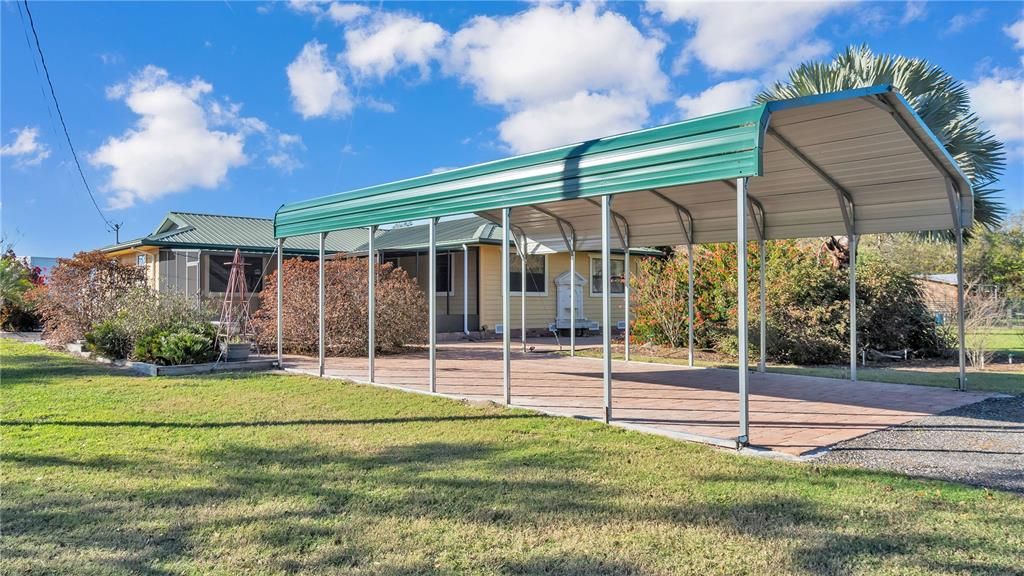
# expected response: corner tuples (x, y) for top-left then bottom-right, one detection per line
(736, 178), (749, 445)
(602, 195), (613, 423)
(463, 244), (469, 335)
(501, 208), (512, 404)
(849, 234), (858, 382)
(276, 238), (284, 367)
(624, 248), (631, 362)
(687, 243), (694, 367)
(428, 218), (437, 393)
(521, 236), (527, 353)
(758, 239), (766, 372)
(956, 226), (967, 391)
(318, 232), (326, 377)
(368, 226), (376, 382)
(569, 248), (577, 357)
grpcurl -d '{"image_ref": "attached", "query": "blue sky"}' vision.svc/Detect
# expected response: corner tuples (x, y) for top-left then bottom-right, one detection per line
(2, 1), (1022, 257)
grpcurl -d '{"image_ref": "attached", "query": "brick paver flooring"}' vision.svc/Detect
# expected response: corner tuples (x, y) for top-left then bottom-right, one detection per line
(283, 342), (993, 456)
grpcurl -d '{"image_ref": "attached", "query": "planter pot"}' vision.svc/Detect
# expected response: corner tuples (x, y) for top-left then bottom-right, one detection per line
(221, 342), (251, 362)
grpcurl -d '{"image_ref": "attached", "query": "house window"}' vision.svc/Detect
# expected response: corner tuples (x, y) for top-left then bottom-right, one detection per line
(435, 253), (452, 293)
(158, 250), (199, 297)
(590, 257), (625, 295)
(510, 254), (547, 293)
(208, 254), (265, 293)
(136, 254), (147, 267)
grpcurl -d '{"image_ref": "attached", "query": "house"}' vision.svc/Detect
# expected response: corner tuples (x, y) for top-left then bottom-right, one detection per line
(101, 211), (659, 335)
(101, 212), (366, 304)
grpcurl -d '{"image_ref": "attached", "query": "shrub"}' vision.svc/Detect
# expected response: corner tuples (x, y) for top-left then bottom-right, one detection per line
(630, 240), (946, 365)
(631, 255), (689, 347)
(84, 319), (132, 360)
(857, 255), (951, 354)
(253, 257), (428, 356)
(133, 323), (217, 366)
(0, 250), (43, 331)
(33, 251), (146, 344)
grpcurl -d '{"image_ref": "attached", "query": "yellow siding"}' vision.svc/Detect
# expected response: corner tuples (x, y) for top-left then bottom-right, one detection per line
(112, 247), (159, 289)
(478, 246), (638, 331)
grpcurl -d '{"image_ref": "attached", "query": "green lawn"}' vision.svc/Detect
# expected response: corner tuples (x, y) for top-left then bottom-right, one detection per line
(2, 340), (1022, 575)
(569, 350), (1023, 396)
(971, 326), (1024, 356)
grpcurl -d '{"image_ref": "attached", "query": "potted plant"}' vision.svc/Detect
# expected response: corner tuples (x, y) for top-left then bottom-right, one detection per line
(220, 336), (251, 362)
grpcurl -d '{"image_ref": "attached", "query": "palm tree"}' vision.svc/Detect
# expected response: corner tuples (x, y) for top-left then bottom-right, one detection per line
(757, 45), (1007, 238)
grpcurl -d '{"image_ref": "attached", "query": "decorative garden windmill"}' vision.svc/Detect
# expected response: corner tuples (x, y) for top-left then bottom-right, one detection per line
(216, 248), (258, 360)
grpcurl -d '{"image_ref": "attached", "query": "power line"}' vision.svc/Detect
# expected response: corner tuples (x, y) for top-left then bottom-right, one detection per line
(20, 0), (119, 234)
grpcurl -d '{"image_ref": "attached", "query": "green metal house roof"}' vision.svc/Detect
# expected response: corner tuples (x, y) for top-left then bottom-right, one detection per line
(104, 212), (368, 255)
(275, 86), (973, 247)
(348, 216), (662, 255)
(359, 217), (501, 252)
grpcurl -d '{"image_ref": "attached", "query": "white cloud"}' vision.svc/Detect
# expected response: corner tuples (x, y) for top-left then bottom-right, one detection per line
(90, 66), (250, 209)
(327, 2), (370, 24)
(900, 1), (927, 25)
(287, 1), (370, 24)
(344, 13), (447, 80)
(646, 1), (844, 74)
(1006, 16), (1024, 50)
(286, 41), (353, 119)
(498, 92), (649, 154)
(944, 8), (986, 36)
(447, 2), (668, 153)
(287, 0), (325, 17)
(675, 79), (760, 119)
(969, 74), (1024, 143)
(0, 126), (51, 167)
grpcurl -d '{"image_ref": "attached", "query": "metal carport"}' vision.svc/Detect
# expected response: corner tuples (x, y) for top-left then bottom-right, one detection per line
(274, 85), (972, 449)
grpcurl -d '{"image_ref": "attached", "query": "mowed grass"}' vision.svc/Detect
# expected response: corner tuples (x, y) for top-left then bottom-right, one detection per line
(2, 340), (1022, 576)
(971, 326), (1024, 356)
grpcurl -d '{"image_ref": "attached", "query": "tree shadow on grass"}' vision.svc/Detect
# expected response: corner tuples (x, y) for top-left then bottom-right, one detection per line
(4, 433), (1022, 574)
(1, 413), (543, 430)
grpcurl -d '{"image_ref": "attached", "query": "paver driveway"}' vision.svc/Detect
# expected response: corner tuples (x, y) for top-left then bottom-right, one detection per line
(284, 341), (993, 456)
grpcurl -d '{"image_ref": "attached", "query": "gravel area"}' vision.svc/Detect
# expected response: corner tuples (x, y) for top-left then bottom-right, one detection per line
(816, 395), (1024, 493)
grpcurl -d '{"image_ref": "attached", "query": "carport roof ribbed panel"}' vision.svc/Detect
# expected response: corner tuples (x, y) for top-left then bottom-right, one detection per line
(275, 85), (972, 248)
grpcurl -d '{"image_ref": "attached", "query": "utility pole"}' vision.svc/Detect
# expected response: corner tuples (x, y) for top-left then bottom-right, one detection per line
(109, 222), (122, 243)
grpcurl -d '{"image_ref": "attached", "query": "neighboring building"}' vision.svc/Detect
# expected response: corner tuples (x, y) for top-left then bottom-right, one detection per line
(25, 256), (58, 280)
(100, 211), (659, 334)
(917, 274), (958, 325)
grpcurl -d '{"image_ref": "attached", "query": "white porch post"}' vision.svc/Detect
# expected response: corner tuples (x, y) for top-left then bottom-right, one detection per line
(687, 243), (695, 367)
(956, 225), (967, 390)
(758, 239), (767, 372)
(463, 244), (469, 335)
(368, 226), (376, 382)
(428, 218), (437, 393)
(602, 195), (613, 423)
(736, 178), (749, 446)
(318, 232), (326, 377)
(569, 247), (577, 357)
(276, 238), (284, 367)
(624, 248), (631, 362)
(501, 208), (512, 404)
(849, 234), (858, 382)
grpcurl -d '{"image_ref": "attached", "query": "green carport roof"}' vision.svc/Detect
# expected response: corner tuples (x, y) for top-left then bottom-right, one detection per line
(276, 85), (972, 250)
